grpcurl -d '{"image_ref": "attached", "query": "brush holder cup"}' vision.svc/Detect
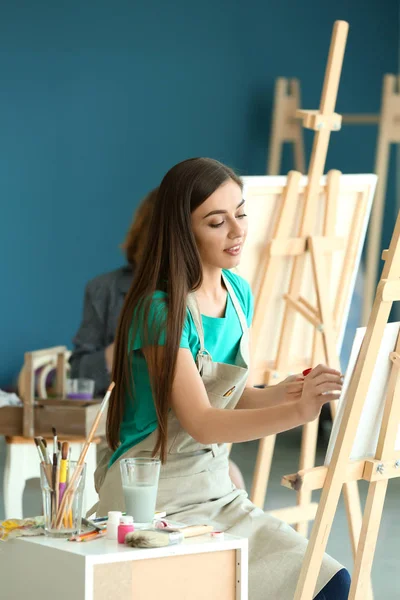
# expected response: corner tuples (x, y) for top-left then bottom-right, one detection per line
(40, 461), (86, 538)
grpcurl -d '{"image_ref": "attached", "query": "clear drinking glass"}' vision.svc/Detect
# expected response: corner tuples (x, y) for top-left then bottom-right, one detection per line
(120, 458), (161, 526)
(40, 461), (86, 537)
(66, 378), (95, 400)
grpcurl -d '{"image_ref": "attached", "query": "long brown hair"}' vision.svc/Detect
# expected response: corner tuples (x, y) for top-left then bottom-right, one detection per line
(107, 158), (242, 462)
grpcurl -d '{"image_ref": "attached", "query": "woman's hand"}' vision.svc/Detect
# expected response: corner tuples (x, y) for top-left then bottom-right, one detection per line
(274, 374), (305, 404)
(297, 364), (343, 423)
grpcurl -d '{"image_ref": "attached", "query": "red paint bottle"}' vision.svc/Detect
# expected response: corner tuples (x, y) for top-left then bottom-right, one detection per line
(118, 515), (135, 544)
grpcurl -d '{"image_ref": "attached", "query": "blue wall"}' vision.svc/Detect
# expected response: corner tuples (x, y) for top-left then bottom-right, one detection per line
(0, 1), (398, 387)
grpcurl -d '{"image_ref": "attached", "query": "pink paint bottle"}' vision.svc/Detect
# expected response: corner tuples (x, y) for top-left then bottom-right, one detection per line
(118, 515), (135, 544)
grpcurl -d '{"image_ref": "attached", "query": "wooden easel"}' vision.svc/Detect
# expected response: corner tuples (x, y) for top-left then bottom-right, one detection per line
(287, 209), (400, 599)
(0, 346), (106, 438)
(247, 23), (372, 596)
(22, 346), (67, 437)
(363, 75), (400, 324)
(251, 20), (345, 522)
(267, 78), (306, 175)
(266, 74), (400, 326)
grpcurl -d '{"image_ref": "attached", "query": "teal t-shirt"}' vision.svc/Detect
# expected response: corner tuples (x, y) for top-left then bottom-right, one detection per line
(109, 269), (253, 465)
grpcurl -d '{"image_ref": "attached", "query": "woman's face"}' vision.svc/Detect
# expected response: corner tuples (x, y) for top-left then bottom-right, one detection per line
(191, 179), (247, 271)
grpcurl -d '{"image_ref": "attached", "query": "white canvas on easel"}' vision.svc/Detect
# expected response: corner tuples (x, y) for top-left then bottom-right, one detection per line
(326, 321), (400, 464)
(238, 173), (376, 383)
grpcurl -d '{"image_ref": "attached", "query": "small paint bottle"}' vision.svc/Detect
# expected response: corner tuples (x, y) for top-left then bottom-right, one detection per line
(106, 511), (122, 540)
(118, 515), (135, 544)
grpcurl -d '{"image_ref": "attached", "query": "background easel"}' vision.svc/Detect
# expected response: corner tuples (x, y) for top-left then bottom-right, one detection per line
(363, 75), (400, 324)
(267, 78), (305, 175)
(266, 74), (400, 326)
(287, 209), (400, 599)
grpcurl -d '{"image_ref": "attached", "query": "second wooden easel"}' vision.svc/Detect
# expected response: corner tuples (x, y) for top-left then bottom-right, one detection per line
(287, 208), (400, 599)
(266, 74), (400, 325)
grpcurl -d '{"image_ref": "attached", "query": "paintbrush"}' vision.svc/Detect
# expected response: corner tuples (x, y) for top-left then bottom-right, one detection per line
(52, 427), (58, 460)
(59, 442), (69, 505)
(81, 517), (106, 532)
(124, 525), (213, 548)
(51, 427), (58, 525)
(41, 438), (50, 464)
(34, 437), (45, 462)
(34, 438), (52, 486)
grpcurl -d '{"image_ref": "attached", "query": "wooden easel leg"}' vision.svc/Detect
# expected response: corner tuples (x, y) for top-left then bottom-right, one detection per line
(341, 479), (364, 553)
(290, 79), (306, 174)
(349, 480), (388, 600)
(267, 78), (287, 176)
(363, 75), (395, 324)
(250, 435), (276, 508)
(250, 172), (303, 508)
(295, 418), (319, 537)
(330, 403), (364, 562)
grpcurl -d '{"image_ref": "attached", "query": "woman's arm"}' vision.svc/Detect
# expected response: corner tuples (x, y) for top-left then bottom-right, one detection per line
(237, 327), (302, 410)
(143, 347), (342, 445)
(236, 378), (304, 410)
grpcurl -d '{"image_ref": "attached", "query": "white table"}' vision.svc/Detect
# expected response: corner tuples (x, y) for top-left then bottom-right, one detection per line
(0, 532), (248, 600)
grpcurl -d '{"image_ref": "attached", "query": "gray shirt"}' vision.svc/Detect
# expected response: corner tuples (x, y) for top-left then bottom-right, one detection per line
(69, 266), (133, 394)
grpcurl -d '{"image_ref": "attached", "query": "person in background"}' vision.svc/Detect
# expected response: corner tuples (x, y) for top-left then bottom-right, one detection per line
(69, 188), (246, 489)
(69, 189), (157, 393)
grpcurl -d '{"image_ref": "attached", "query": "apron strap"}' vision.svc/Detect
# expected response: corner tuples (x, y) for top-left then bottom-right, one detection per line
(221, 272), (248, 335)
(186, 292), (206, 351)
(187, 272), (249, 371)
(186, 293), (212, 372)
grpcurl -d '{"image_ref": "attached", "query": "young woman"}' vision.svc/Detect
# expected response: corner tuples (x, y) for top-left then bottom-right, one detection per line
(70, 185), (245, 489)
(94, 158), (350, 599)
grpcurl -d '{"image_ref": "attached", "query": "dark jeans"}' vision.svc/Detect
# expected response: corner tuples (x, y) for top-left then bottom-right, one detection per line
(314, 569), (351, 599)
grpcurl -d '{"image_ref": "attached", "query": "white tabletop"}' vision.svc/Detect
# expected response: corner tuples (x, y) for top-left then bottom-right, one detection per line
(14, 531), (247, 564)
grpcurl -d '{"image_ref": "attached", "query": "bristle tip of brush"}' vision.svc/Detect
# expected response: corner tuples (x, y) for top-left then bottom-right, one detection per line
(124, 529), (183, 548)
(62, 442), (69, 460)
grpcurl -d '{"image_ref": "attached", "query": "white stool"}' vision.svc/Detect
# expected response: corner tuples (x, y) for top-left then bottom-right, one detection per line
(3, 437), (99, 520)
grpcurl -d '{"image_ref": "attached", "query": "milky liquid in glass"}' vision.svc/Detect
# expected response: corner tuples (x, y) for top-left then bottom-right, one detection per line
(122, 483), (158, 524)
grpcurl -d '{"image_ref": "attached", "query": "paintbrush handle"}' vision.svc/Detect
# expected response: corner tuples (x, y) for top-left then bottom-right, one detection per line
(179, 525), (214, 538)
(76, 382), (115, 467)
(59, 482), (66, 504)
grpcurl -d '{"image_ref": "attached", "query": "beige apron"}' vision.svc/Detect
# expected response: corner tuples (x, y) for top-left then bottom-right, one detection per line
(94, 274), (342, 599)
